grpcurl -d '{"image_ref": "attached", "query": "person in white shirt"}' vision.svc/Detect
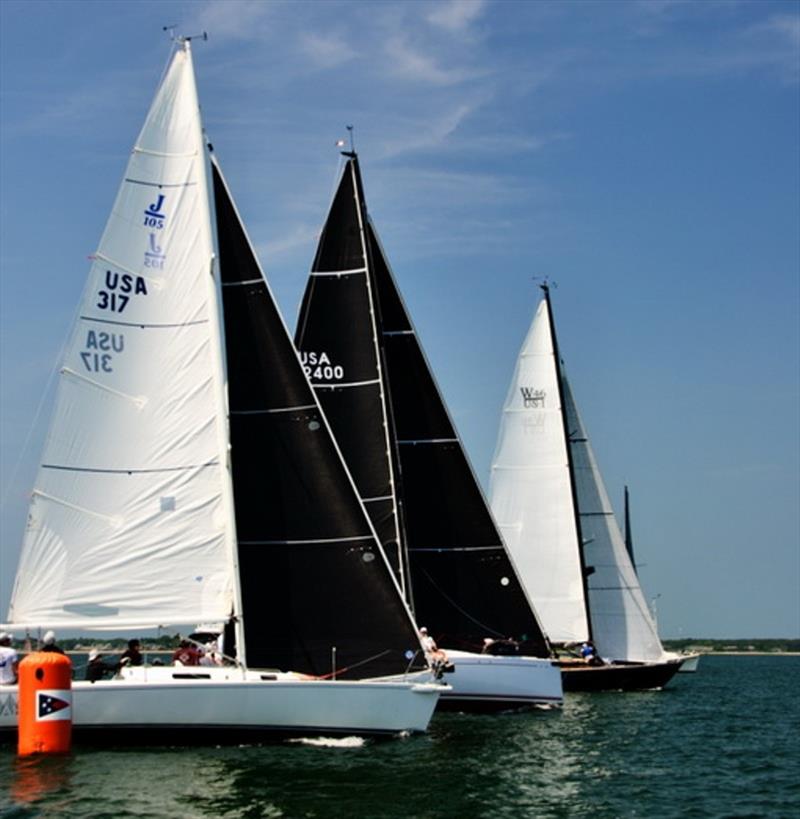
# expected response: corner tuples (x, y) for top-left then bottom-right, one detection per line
(0, 632), (19, 685)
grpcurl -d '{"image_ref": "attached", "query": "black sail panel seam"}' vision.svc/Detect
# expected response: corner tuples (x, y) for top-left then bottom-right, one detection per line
(231, 405), (316, 415)
(408, 546), (504, 552)
(239, 535), (374, 545)
(313, 379), (380, 389)
(397, 439), (459, 444)
(310, 267), (367, 277)
(222, 278), (264, 287)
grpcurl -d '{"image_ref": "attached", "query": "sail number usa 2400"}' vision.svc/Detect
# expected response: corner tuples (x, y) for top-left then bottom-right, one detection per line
(300, 351), (343, 381)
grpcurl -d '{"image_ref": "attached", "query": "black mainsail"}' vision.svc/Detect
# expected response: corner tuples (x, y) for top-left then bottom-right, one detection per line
(212, 155), (426, 679)
(295, 154), (550, 657)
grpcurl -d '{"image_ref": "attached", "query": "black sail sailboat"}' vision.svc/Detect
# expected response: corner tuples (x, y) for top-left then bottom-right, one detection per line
(295, 152), (562, 709)
(211, 154), (431, 681)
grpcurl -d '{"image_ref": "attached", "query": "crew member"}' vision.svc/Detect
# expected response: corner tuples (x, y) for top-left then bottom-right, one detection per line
(419, 627), (448, 663)
(172, 640), (202, 666)
(120, 638), (144, 667)
(85, 648), (115, 682)
(0, 633), (18, 685)
(41, 630), (65, 654)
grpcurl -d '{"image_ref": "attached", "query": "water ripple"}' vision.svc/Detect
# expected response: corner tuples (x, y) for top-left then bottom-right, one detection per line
(1, 656), (798, 818)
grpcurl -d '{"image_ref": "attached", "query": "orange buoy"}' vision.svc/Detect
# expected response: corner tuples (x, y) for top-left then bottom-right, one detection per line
(17, 652), (73, 755)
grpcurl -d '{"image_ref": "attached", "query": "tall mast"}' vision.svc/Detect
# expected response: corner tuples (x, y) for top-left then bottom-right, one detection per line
(184, 39), (247, 659)
(541, 283), (593, 642)
(345, 152), (410, 604)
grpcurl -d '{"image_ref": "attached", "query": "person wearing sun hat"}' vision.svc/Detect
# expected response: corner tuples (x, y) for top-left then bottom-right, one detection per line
(86, 647), (115, 682)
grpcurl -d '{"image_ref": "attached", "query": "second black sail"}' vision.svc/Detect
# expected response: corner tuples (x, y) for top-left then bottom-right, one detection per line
(295, 154), (551, 659)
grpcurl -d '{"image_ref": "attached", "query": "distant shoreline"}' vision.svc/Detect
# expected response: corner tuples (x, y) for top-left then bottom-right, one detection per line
(702, 651), (800, 657)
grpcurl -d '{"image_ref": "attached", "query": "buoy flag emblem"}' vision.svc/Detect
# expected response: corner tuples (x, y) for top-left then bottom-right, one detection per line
(36, 690), (72, 721)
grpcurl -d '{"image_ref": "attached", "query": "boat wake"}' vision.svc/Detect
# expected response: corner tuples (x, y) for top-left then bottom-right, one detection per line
(287, 736), (366, 749)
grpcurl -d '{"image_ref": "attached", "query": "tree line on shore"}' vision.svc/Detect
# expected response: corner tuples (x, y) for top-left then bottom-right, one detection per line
(663, 638), (799, 653)
(5, 635), (797, 653)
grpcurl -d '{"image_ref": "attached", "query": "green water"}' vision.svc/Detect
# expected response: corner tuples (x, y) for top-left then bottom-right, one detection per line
(1, 656), (798, 818)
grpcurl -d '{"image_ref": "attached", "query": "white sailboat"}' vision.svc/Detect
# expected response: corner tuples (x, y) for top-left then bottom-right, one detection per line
(0, 39), (442, 740)
(489, 285), (683, 691)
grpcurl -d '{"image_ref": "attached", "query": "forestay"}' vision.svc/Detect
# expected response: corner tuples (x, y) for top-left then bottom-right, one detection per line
(563, 377), (664, 662)
(489, 299), (590, 644)
(7, 45), (234, 630)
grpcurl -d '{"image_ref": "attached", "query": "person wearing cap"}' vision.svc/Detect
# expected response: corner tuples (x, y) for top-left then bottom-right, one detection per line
(419, 627), (448, 663)
(119, 639), (144, 667)
(41, 630), (65, 654)
(85, 648), (115, 682)
(0, 633), (19, 685)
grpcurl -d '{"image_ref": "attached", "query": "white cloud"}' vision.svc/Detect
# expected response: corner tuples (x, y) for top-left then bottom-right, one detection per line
(299, 31), (357, 69)
(258, 223), (320, 260)
(751, 14), (800, 50)
(426, 0), (487, 32)
(378, 102), (477, 157)
(197, 0), (274, 41)
(384, 35), (486, 85)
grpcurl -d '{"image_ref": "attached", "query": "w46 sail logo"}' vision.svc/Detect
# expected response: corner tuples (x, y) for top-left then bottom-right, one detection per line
(520, 387), (546, 408)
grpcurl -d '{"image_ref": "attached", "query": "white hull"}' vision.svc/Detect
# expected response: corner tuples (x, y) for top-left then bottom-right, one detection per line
(439, 650), (563, 710)
(0, 666), (443, 738)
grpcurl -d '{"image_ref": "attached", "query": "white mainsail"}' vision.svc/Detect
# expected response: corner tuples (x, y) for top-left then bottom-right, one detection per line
(7, 45), (235, 630)
(490, 292), (666, 663)
(563, 377), (664, 662)
(489, 299), (589, 644)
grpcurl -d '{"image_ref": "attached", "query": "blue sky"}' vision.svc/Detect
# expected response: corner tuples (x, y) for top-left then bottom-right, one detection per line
(1, 0), (798, 639)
